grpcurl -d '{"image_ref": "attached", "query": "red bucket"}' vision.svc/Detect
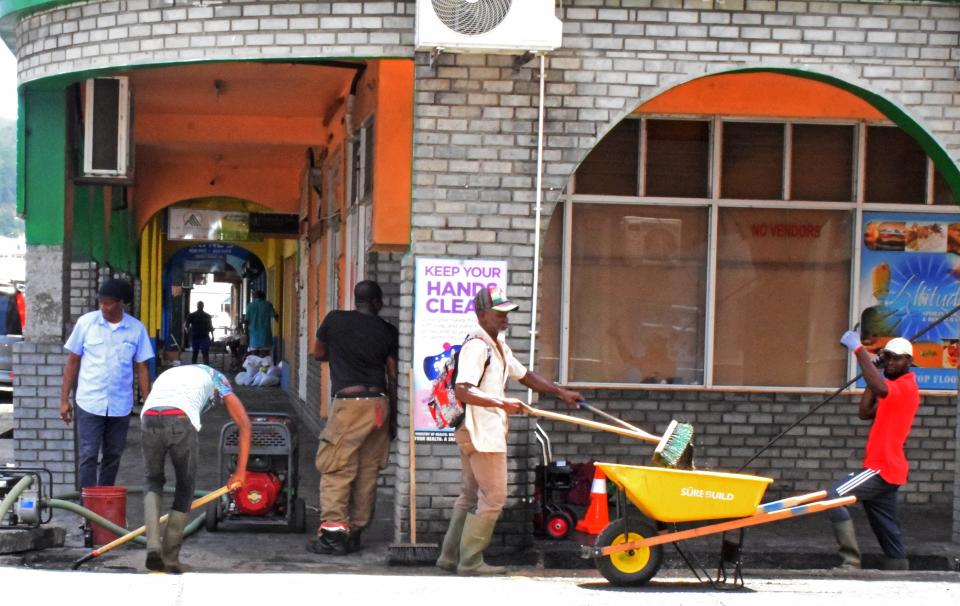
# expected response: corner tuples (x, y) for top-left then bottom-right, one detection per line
(81, 486), (128, 546)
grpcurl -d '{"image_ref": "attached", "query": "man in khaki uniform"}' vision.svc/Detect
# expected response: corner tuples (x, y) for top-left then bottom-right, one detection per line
(309, 281), (398, 555)
(436, 286), (582, 575)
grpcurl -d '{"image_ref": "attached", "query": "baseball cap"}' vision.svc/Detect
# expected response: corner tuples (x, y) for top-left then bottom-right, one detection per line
(883, 337), (913, 357)
(474, 286), (519, 313)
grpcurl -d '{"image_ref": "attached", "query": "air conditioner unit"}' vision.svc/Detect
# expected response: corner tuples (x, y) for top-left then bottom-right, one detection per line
(416, 0), (562, 54)
(83, 76), (131, 178)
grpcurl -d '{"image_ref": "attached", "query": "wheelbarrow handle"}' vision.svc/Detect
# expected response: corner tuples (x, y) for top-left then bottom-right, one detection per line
(71, 484), (232, 570)
(576, 401), (644, 434)
(521, 403), (661, 443)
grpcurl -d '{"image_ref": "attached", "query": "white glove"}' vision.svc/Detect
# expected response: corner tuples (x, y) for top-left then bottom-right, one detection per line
(840, 330), (862, 351)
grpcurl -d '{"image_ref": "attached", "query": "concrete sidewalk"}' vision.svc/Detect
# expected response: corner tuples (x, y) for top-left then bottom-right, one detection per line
(1, 382), (958, 575)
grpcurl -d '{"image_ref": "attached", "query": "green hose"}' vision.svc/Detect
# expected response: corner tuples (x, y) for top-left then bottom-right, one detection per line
(43, 498), (206, 546)
(0, 475), (34, 522)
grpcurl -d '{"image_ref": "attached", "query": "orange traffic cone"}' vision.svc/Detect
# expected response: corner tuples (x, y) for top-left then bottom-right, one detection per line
(575, 466), (609, 535)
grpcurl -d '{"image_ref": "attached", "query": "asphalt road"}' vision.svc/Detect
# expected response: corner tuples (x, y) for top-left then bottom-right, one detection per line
(0, 568), (957, 605)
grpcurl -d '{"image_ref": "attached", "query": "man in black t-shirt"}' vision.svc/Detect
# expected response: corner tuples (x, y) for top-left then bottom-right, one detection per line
(308, 280), (398, 556)
(185, 302), (215, 365)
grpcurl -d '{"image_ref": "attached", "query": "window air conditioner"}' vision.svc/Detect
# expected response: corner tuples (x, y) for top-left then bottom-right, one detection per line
(83, 77), (131, 178)
(416, 0), (563, 54)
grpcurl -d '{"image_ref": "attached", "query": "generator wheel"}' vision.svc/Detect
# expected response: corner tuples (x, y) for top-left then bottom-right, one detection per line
(289, 497), (306, 533)
(562, 505), (579, 525)
(594, 520), (662, 586)
(204, 500), (220, 532)
(545, 511), (574, 540)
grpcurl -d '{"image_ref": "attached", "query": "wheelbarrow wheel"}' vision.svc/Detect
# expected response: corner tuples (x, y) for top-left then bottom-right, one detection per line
(594, 520), (663, 586)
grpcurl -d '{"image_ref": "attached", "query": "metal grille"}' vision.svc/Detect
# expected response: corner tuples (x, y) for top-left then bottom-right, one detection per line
(432, 0), (512, 36)
(225, 424), (290, 450)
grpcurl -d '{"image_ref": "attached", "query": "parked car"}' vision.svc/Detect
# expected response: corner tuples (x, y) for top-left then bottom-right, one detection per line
(0, 283), (25, 388)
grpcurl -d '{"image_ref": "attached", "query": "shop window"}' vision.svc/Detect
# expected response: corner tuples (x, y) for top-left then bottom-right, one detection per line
(791, 124), (855, 202)
(538, 204), (564, 382)
(645, 119), (710, 198)
(574, 119), (639, 196)
(864, 126), (926, 204)
(721, 122), (784, 200)
(713, 208), (852, 387)
(933, 167), (958, 206)
(568, 204), (707, 384)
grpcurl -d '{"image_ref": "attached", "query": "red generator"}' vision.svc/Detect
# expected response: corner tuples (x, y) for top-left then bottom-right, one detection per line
(205, 412), (306, 533)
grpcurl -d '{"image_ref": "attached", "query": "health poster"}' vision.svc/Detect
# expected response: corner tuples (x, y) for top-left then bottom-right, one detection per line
(859, 212), (960, 389)
(413, 258), (508, 442)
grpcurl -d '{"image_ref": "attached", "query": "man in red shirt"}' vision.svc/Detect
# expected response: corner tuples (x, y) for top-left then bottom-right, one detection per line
(834, 333), (920, 571)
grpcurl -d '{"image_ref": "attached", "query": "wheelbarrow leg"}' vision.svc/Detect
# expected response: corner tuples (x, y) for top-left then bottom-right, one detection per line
(715, 529), (746, 589)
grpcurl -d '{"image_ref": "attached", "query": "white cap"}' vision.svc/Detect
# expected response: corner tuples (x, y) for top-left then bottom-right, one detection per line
(883, 337), (913, 357)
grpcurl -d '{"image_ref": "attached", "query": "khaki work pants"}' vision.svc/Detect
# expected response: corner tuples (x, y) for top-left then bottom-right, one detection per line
(453, 426), (507, 521)
(315, 396), (390, 529)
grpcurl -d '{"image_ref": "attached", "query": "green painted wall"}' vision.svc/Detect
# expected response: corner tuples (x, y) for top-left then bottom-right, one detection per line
(71, 185), (104, 262)
(71, 185), (137, 275)
(22, 86), (65, 245)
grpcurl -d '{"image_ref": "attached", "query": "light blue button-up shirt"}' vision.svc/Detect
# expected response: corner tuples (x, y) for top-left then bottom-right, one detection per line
(64, 310), (155, 416)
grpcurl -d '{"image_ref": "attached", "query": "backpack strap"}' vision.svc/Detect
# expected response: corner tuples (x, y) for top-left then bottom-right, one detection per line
(455, 336), (494, 388)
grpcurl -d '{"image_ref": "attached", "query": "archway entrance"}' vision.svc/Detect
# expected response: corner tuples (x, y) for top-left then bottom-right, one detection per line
(162, 242), (266, 360)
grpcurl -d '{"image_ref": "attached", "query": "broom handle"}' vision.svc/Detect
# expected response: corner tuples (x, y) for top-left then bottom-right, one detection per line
(577, 400), (644, 433)
(71, 484), (232, 569)
(521, 403), (661, 443)
(736, 301), (960, 472)
(408, 368), (417, 544)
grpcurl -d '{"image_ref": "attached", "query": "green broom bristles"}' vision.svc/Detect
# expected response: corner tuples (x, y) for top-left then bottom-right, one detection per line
(652, 420), (695, 468)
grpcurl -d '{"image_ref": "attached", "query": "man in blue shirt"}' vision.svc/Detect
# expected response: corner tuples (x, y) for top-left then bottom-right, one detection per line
(60, 279), (155, 488)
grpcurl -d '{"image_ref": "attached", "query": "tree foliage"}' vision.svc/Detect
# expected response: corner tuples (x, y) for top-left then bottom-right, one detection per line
(0, 118), (22, 238)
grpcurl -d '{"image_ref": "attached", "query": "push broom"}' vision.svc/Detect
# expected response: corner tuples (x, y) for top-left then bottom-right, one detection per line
(71, 484), (232, 570)
(520, 403), (694, 467)
(387, 369), (440, 565)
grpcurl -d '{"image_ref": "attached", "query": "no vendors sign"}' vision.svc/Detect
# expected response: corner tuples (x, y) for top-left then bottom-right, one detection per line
(413, 258), (509, 442)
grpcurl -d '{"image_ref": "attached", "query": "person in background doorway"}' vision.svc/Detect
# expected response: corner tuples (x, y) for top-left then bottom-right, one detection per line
(185, 301), (215, 365)
(308, 280), (398, 555)
(140, 364), (250, 574)
(833, 333), (920, 571)
(60, 278), (155, 488)
(244, 290), (278, 357)
(436, 286), (583, 576)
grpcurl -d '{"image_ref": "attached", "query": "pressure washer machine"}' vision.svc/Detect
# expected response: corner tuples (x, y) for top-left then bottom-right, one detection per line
(205, 412), (306, 533)
(532, 425), (580, 540)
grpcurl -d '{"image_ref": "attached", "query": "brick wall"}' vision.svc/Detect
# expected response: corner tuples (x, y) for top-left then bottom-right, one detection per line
(12, 0), (960, 544)
(12, 342), (74, 494)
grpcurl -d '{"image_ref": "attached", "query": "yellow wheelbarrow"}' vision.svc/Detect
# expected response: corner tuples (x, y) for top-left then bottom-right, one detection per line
(582, 463), (856, 587)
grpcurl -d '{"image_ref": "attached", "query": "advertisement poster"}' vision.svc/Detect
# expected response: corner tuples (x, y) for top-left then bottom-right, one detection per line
(168, 208), (250, 241)
(859, 212), (960, 389)
(413, 258), (508, 442)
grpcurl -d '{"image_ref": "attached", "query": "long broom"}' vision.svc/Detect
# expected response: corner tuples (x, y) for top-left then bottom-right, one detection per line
(736, 302), (960, 472)
(521, 403), (694, 467)
(71, 484), (232, 570)
(388, 369), (440, 565)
